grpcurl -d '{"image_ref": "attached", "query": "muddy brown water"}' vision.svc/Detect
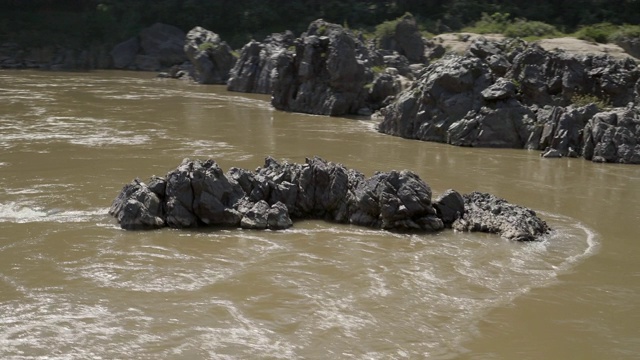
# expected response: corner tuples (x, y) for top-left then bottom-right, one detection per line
(1, 70), (639, 359)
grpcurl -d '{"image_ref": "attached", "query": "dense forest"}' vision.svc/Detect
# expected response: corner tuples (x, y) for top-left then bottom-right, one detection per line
(1, 0), (640, 48)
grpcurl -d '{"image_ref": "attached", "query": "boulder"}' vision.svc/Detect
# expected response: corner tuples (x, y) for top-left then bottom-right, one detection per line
(139, 23), (188, 67)
(271, 19), (370, 116)
(227, 32), (296, 94)
(378, 13), (425, 63)
(240, 200), (270, 229)
(267, 201), (294, 230)
(109, 179), (164, 230)
(452, 192), (550, 242)
(184, 26), (236, 84)
(582, 106), (640, 164)
(508, 44), (640, 107)
(110, 37), (139, 69)
(377, 56), (493, 142)
(433, 189), (465, 226)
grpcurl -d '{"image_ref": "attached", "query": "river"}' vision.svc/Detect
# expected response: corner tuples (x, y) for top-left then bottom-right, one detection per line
(0, 70), (638, 359)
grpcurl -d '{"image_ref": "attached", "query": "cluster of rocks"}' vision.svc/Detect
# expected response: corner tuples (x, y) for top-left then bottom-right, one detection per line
(109, 157), (550, 241)
(376, 37), (640, 164)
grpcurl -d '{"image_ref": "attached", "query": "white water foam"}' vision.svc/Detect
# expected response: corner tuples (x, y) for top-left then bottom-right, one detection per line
(0, 202), (107, 224)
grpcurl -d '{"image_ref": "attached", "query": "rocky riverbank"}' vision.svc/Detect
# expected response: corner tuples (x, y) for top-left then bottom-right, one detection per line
(4, 17), (638, 164)
(109, 157), (550, 241)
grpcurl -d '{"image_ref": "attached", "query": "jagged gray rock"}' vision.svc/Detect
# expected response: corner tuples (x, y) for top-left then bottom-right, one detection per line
(111, 157), (549, 241)
(433, 189), (465, 226)
(452, 192), (550, 242)
(109, 179), (164, 230)
(227, 32), (295, 94)
(583, 106), (640, 164)
(271, 20), (370, 116)
(378, 13), (425, 63)
(376, 37), (640, 164)
(184, 26), (236, 84)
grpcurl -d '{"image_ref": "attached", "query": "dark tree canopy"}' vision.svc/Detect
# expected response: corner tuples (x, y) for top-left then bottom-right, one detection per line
(1, 0), (639, 47)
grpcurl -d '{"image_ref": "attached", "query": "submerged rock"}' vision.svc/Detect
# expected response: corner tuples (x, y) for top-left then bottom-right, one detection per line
(111, 157), (549, 241)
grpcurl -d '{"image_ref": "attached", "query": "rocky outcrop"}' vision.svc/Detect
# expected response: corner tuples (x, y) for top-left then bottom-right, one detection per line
(110, 23), (187, 71)
(270, 19), (370, 116)
(378, 13), (425, 64)
(582, 106), (640, 164)
(452, 192), (550, 242)
(227, 32), (296, 94)
(376, 37), (640, 163)
(110, 157), (550, 241)
(507, 44), (639, 107)
(184, 26), (236, 84)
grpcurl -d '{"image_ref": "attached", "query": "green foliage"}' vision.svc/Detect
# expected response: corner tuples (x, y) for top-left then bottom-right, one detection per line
(1, 1), (639, 50)
(610, 24), (640, 41)
(571, 93), (610, 109)
(574, 23), (640, 43)
(464, 13), (559, 39)
(463, 12), (511, 34)
(504, 19), (559, 39)
(375, 18), (399, 40)
(371, 65), (386, 74)
(197, 42), (217, 52)
(574, 22), (619, 43)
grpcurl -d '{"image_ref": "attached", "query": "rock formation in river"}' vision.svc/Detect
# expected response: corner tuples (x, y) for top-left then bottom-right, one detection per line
(227, 32), (296, 94)
(270, 19), (372, 116)
(184, 26), (237, 84)
(109, 157), (550, 241)
(376, 37), (640, 164)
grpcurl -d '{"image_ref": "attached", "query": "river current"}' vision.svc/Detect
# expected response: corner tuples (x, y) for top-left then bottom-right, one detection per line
(0, 70), (638, 359)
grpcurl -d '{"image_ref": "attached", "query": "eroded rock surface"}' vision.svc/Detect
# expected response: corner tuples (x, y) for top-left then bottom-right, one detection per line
(376, 37), (640, 163)
(452, 192), (550, 242)
(270, 20), (370, 116)
(184, 26), (236, 84)
(110, 157), (550, 241)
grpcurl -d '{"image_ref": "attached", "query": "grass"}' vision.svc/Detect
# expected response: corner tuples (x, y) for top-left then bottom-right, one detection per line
(571, 93), (610, 109)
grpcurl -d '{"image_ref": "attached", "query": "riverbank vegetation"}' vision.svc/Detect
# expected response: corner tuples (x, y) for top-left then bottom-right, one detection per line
(1, 0), (639, 49)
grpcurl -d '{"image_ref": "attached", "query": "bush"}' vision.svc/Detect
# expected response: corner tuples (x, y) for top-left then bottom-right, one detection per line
(374, 12), (415, 40)
(504, 19), (559, 39)
(609, 24), (640, 42)
(574, 23), (619, 43)
(462, 12), (511, 34)
(463, 12), (559, 39)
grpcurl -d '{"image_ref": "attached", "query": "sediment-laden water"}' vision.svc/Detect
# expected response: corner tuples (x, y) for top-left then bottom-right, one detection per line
(1, 71), (638, 359)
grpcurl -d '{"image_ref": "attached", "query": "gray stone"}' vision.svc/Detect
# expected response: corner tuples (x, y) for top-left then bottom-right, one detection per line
(433, 189), (465, 226)
(110, 37), (139, 69)
(227, 32), (295, 94)
(184, 26), (236, 84)
(111, 157), (549, 241)
(452, 192), (550, 241)
(139, 23), (187, 67)
(271, 20), (369, 116)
